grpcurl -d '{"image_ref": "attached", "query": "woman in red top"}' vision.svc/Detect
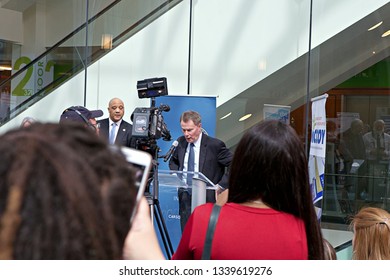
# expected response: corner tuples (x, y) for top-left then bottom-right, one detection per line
(172, 203), (308, 259)
(124, 120), (324, 260)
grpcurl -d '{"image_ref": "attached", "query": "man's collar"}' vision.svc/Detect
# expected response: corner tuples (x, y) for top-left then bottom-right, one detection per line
(109, 119), (122, 126)
(193, 132), (203, 147)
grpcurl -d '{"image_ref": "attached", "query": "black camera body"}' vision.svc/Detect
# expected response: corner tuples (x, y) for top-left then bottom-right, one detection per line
(137, 77), (168, 99)
(132, 105), (171, 141)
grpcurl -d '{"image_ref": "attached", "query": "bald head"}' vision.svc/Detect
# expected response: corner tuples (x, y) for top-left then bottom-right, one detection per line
(373, 119), (385, 135)
(108, 98), (125, 122)
(350, 119), (363, 135)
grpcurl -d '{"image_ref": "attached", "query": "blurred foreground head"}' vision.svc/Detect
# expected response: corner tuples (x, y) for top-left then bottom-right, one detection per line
(351, 207), (390, 260)
(0, 122), (136, 259)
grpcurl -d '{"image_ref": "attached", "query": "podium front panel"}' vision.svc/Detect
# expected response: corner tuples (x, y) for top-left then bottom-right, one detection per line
(151, 170), (217, 251)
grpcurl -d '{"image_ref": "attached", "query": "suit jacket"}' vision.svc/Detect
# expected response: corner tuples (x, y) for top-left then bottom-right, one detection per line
(339, 128), (366, 161)
(98, 118), (134, 148)
(169, 134), (233, 189)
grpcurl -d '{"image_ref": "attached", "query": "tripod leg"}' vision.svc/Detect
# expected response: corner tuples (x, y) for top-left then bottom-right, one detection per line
(145, 194), (155, 224)
(153, 199), (174, 258)
(145, 140), (174, 258)
(150, 204), (154, 225)
(146, 194), (173, 258)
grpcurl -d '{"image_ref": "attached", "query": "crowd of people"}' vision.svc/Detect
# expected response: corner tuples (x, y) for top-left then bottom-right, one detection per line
(1, 101), (390, 260)
(330, 118), (390, 208)
(335, 118), (390, 166)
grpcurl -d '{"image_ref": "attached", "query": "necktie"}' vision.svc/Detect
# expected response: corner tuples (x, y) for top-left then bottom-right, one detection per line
(376, 134), (381, 148)
(376, 133), (382, 160)
(109, 123), (117, 144)
(187, 143), (195, 185)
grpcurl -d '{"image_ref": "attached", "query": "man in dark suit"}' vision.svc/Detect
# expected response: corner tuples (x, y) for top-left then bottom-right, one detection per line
(98, 98), (134, 147)
(338, 118), (367, 202)
(169, 110), (232, 231)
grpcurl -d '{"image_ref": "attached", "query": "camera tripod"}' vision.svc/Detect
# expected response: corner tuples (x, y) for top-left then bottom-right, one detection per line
(143, 141), (174, 259)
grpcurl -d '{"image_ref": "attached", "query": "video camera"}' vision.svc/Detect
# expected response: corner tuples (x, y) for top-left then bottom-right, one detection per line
(131, 77), (171, 142)
(132, 104), (171, 141)
(137, 77), (168, 99)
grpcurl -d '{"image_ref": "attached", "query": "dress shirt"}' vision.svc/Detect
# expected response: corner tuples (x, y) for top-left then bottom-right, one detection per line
(109, 119), (122, 142)
(184, 133), (202, 173)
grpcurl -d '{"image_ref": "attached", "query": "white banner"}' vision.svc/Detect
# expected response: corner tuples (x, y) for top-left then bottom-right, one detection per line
(309, 94), (328, 219)
(309, 96), (327, 157)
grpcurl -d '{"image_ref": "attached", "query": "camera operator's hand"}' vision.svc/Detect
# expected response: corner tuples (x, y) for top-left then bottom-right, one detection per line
(123, 196), (165, 260)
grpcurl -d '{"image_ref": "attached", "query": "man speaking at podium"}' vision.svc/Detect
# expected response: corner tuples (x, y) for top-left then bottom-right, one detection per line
(169, 110), (233, 232)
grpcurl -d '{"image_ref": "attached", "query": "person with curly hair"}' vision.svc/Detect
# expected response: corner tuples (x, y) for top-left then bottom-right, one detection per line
(0, 122), (137, 259)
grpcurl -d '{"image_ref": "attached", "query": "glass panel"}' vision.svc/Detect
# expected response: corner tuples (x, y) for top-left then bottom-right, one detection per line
(311, 1), (390, 227)
(0, 0), (184, 125)
(192, 0), (312, 149)
(91, 0), (189, 111)
(0, 41), (19, 123)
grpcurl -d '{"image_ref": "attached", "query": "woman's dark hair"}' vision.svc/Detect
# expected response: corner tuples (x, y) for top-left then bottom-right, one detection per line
(228, 120), (324, 259)
(0, 122), (137, 259)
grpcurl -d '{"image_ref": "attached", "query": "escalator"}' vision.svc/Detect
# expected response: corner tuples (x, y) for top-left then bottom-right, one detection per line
(0, 0), (182, 127)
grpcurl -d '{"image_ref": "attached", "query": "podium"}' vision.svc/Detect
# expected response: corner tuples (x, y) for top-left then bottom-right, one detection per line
(157, 170), (217, 212)
(149, 170), (216, 256)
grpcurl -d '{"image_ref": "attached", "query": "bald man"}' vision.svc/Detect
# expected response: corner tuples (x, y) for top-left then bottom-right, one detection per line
(363, 119), (390, 161)
(98, 98), (134, 147)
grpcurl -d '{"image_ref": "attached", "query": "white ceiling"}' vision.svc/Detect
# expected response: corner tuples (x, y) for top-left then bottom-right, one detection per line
(0, 0), (42, 12)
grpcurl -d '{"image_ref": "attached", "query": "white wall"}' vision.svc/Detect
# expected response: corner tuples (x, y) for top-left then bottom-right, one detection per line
(0, 8), (22, 43)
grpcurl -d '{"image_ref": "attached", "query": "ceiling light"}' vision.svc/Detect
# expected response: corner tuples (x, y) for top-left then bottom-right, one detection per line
(0, 66), (12, 71)
(220, 112), (232, 120)
(368, 21), (383, 31)
(101, 34), (113, 50)
(239, 114), (252, 122)
(258, 59), (267, 71)
(381, 30), (390, 37)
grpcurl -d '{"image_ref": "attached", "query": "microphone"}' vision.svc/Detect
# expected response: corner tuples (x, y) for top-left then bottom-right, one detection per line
(163, 140), (179, 162)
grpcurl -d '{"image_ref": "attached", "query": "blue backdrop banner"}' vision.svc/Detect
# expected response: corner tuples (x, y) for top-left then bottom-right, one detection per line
(149, 95), (216, 256)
